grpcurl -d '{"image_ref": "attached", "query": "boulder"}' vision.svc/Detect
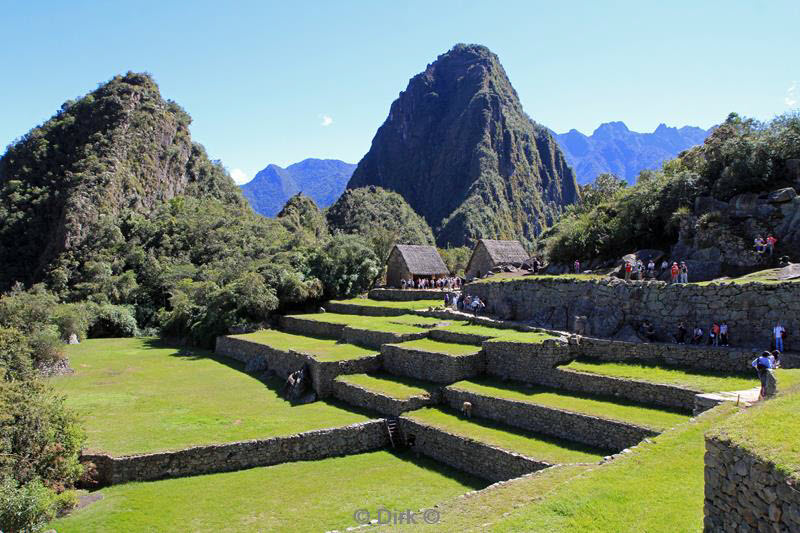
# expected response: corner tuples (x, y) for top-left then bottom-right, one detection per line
(768, 187), (797, 204)
(695, 196), (729, 214)
(690, 247), (722, 262)
(787, 159), (800, 182)
(729, 193), (775, 219)
(776, 263), (800, 280)
(682, 260), (722, 282)
(613, 324), (643, 343)
(68, 333), (79, 345)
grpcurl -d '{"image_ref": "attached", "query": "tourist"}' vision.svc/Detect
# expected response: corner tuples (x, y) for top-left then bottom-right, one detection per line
(710, 322), (720, 347)
(574, 260), (580, 274)
(691, 326), (703, 344)
(443, 292), (450, 306)
(774, 321), (786, 352)
(472, 297), (485, 317)
(675, 322), (686, 344)
(660, 259), (669, 278)
(532, 257), (540, 274)
(751, 351), (774, 399)
(766, 235), (777, 256)
(771, 349), (782, 368)
(754, 236), (765, 254)
(679, 262), (689, 283)
(647, 259), (655, 279)
(401, 279), (406, 290)
(719, 321), (729, 346)
(671, 262), (679, 283)
(624, 261), (632, 281)
(639, 320), (656, 342)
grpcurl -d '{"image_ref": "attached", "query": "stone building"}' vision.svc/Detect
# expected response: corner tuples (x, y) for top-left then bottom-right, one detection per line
(465, 239), (529, 279)
(386, 244), (450, 287)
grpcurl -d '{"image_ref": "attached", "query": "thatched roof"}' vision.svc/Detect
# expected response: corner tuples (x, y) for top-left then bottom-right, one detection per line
(479, 239), (530, 264)
(391, 244), (449, 275)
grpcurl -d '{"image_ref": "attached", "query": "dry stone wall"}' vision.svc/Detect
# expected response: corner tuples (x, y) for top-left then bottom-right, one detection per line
(398, 417), (552, 482)
(704, 436), (800, 532)
(331, 378), (438, 416)
(484, 338), (573, 382)
(279, 316), (345, 340)
(82, 421), (387, 485)
(215, 336), (380, 397)
(443, 387), (656, 452)
(342, 327), (428, 350)
(325, 302), (409, 317)
(382, 344), (485, 383)
(369, 288), (453, 301)
(466, 277), (800, 349)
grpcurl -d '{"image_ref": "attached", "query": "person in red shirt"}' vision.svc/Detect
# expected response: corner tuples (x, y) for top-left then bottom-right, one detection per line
(670, 262), (679, 283)
(624, 261), (632, 281)
(766, 235), (777, 256)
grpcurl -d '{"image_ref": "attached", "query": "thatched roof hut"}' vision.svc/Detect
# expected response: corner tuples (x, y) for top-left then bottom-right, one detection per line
(465, 239), (529, 279)
(386, 244), (449, 287)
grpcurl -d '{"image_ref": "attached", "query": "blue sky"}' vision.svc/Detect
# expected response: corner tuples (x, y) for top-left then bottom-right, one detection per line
(1, 1), (798, 184)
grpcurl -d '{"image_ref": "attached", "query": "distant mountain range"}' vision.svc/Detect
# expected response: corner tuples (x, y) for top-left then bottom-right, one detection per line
(240, 159), (356, 216)
(554, 122), (711, 185)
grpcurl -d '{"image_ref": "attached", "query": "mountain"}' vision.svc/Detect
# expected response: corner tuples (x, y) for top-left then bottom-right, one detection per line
(347, 43), (579, 247)
(241, 159), (356, 217)
(0, 72), (243, 289)
(554, 122), (711, 185)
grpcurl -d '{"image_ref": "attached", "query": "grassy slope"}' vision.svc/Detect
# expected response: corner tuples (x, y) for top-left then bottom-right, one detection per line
(394, 338), (481, 356)
(405, 408), (606, 463)
(336, 373), (436, 399)
(710, 385), (800, 479)
(232, 329), (376, 361)
(290, 312), (436, 333)
(450, 379), (688, 431)
(330, 298), (443, 309)
(563, 359), (758, 392)
(53, 338), (369, 455)
(395, 404), (735, 532)
(49, 451), (485, 532)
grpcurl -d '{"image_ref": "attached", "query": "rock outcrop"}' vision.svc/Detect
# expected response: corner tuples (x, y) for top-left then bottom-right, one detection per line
(347, 44), (579, 247)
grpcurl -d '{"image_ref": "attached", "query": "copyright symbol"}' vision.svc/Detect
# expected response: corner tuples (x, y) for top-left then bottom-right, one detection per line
(423, 509), (440, 524)
(353, 509), (370, 524)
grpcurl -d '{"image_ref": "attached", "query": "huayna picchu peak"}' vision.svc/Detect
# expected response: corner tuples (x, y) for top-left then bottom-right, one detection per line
(347, 43), (579, 247)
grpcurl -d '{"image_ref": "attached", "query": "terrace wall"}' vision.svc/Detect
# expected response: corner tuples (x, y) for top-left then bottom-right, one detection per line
(704, 436), (800, 532)
(369, 288), (453, 301)
(381, 344), (485, 383)
(325, 302), (408, 317)
(443, 388), (656, 452)
(279, 316), (345, 340)
(331, 379), (438, 417)
(342, 327), (428, 350)
(397, 418), (551, 482)
(214, 336), (380, 397)
(82, 421), (388, 485)
(466, 277), (800, 349)
(484, 338), (573, 382)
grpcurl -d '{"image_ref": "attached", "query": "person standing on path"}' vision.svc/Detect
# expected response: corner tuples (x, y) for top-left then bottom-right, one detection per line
(679, 262), (689, 283)
(774, 322), (786, 352)
(671, 262), (679, 283)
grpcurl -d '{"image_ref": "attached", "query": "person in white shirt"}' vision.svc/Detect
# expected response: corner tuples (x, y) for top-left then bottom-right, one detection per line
(774, 322), (786, 352)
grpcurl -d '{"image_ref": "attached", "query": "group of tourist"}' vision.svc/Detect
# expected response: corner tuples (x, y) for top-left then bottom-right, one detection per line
(400, 277), (462, 290)
(674, 321), (731, 346)
(754, 235), (777, 256)
(621, 259), (690, 283)
(447, 293), (485, 316)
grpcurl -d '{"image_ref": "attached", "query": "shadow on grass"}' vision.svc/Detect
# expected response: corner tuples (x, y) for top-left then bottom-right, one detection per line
(419, 405), (613, 456)
(387, 448), (488, 491)
(466, 376), (691, 417)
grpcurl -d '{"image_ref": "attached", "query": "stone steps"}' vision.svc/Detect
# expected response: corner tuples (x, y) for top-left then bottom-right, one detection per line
(381, 339), (485, 383)
(331, 373), (440, 416)
(442, 379), (690, 452)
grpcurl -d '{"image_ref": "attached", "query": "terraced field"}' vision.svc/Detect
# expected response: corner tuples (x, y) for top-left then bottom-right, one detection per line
(405, 408), (606, 463)
(330, 298), (443, 310)
(448, 379), (689, 431)
(289, 312), (438, 333)
(233, 329), (377, 361)
(335, 373), (437, 399)
(391, 338), (482, 356)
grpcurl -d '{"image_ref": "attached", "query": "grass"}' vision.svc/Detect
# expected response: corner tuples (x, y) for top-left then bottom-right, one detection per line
(693, 267), (800, 286)
(330, 298), (444, 310)
(48, 450), (486, 532)
(232, 329), (377, 362)
(562, 359), (758, 393)
(290, 312), (435, 333)
(394, 403), (736, 532)
(438, 321), (559, 343)
(393, 338), (482, 356)
(335, 373), (437, 399)
(405, 408), (606, 463)
(52, 338), (370, 455)
(449, 379), (689, 431)
(710, 383), (800, 479)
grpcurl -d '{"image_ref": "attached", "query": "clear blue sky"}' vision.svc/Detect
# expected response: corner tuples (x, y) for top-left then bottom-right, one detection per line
(1, 0), (798, 184)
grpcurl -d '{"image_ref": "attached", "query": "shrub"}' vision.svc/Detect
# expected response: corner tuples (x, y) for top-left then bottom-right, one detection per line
(0, 328), (33, 382)
(87, 304), (139, 338)
(52, 303), (92, 341)
(0, 476), (56, 533)
(309, 235), (380, 299)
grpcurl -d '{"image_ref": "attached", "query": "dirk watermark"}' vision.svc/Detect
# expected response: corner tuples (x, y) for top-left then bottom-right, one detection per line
(353, 507), (440, 526)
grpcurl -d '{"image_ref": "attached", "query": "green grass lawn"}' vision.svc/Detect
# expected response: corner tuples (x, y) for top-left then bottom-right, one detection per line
(49, 450), (485, 532)
(330, 298), (444, 310)
(562, 359), (759, 393)
(710, 384), (800, 479)
(52, 338), (370, 455)
(291, 312), (434, 333)
(438, 321), (559, 343)
(394, 404), (736, 532)
(392, 338), (481, 356)
(232, 329), (377, 362)
(693, 267), (800, 286)
(335, 373), (437, 399)
(449, 379), (689, 431)
(405, 408), (606, 463)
